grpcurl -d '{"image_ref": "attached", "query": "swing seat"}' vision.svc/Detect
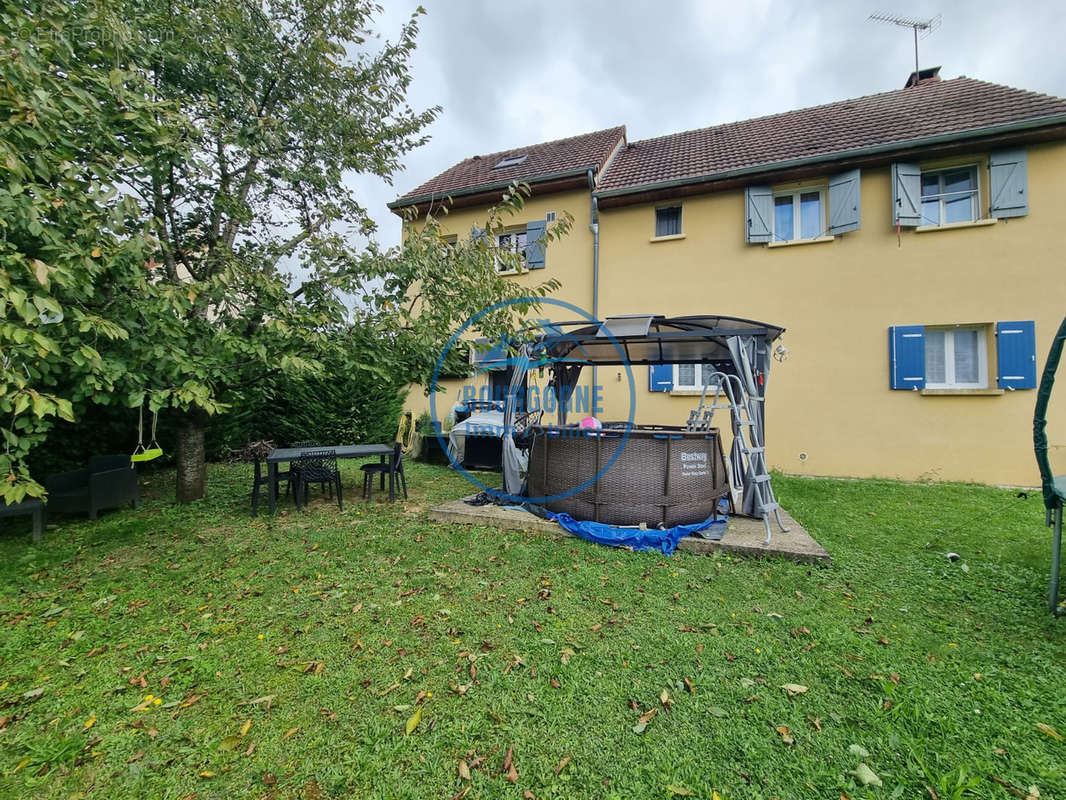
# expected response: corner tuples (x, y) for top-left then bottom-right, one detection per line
(130, 447), (163, 463)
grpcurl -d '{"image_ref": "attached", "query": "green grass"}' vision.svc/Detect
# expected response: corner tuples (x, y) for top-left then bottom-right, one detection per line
(0, 462), (1064, 799)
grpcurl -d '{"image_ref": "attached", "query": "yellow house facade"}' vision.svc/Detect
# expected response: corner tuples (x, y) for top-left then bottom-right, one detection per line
(390, 72), (1066, 487)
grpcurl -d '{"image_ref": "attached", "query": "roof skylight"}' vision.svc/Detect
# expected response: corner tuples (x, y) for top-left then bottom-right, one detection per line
(493, 154), (528, 169)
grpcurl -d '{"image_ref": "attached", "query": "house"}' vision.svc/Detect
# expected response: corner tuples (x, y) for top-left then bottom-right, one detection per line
(389, 69), (1066, 487)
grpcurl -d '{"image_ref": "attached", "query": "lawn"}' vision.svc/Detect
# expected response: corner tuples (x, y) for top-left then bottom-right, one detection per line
(0, 462), (1063, 800)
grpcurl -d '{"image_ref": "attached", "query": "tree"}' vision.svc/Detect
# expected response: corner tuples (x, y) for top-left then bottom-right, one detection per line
(2, 0), (570, 505)
(0, 0), (180, 504)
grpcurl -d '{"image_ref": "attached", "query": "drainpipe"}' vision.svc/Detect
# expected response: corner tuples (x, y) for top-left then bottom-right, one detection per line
(588, 169), (600, 399)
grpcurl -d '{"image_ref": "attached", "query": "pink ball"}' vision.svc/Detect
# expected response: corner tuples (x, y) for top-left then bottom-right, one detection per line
(579, 416), (602, 430)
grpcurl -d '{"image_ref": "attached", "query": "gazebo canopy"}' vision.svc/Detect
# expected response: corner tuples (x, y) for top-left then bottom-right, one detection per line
(521, 314), (785, 366)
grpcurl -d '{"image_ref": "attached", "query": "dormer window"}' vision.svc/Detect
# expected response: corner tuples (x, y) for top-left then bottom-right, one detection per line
(493, 154), (528, 169)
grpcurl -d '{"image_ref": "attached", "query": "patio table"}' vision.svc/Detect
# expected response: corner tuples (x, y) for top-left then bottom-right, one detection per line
(265, 444), (395, 513)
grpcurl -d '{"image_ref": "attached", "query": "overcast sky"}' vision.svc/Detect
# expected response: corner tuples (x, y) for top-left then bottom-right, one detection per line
(350, 0), (1066, 247)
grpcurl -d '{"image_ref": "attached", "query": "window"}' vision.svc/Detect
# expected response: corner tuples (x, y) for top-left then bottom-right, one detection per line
(493, 154), (527, 169)
(920, 166), (978, 226)
(496, 229), (527, 272)
(674, 363), (720, 391)
(890, 321), (1037, 391)
(655, 206), (682, 237)
(924, 326), (988, 389)
(773, 188), (824, 242)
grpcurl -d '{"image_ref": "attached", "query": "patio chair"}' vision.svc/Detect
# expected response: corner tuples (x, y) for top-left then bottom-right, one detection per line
(45, 455), (138, 521)
(250, 457), (293, 516)
(291, 441), (332, 496)
(361, 442), (407, 501)
(292, 449), (342, 511)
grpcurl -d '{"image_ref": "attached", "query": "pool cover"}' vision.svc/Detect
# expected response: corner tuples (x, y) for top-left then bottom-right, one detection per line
(545, 510), (727, 556)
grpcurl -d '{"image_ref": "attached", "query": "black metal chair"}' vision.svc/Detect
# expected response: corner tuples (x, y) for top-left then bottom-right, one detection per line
(292, 449), (342, 511)
(361, 442), (407, 501)
(291, 441), (333, 496)
(251, 458), (293, 516)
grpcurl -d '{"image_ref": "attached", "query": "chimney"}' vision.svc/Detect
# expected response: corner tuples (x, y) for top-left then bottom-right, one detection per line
(905, 65), (942, 88)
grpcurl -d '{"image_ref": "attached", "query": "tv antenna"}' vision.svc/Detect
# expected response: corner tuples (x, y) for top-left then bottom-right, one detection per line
(869, 12), (941, 84)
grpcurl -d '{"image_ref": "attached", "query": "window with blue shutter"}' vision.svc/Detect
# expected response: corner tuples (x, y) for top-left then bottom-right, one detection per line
(989, 150), (1029, 219)
(524, 219), (547, 269)
(828, 169), (861, 235)
(745, 185), (773, 243)
(889, 325), (926, 389)
(996, 320), (1037, 389)
(648, 364), (673, 392)
(470, 225), (487, 243)
(891, 162), (922, 227)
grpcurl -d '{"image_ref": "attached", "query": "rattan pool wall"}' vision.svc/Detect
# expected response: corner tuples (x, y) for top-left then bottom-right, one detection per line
(527, 425), (729, 527)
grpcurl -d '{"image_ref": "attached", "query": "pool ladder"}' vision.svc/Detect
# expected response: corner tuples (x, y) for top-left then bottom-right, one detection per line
(686, 373), (789, 545)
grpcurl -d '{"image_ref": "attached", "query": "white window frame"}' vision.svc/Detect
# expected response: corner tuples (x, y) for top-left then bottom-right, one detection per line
(654, 205), (683, 238)
(924, 325), (989, 389)
(673, 363), (719, 391)
(495, 228), (528, 273)
(919, 164), (979, 227)
(771, 186), (826, 242)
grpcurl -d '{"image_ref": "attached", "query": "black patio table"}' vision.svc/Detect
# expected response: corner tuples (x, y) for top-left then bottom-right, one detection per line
(265, 444), (395, 513)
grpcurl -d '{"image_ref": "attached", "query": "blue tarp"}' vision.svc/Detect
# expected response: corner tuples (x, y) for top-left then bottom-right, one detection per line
(545, 511), (727, 556)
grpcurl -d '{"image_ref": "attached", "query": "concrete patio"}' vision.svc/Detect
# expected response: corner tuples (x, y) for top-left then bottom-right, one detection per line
(428, 497), (830, 564)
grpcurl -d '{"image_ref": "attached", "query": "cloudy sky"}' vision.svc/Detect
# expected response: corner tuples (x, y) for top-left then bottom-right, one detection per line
(351, 0), (1066, 247)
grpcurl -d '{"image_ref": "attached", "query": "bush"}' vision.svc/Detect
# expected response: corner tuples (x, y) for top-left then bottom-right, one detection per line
(25, 366), (407, 479)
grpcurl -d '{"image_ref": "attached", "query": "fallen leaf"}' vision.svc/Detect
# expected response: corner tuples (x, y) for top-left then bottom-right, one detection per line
(708, 706), (727, 718)
(282, 727), (299, 740)
(560, 648), (573, 665)
(457, 759), (470, 781)
(776, 725), (794, 745)
(239, 719), (252, 737)
(449, 787), (470, 800)
(848, 744), (870, 759)
(219, 735), (241, 752)
(127, 751), (145, 763)
(200, 770), (216, 778)
(877, 637), (889, 646)
(850, 763), (882, 787)
(84, 715), (96, 729)
(405, 706), (422, 736)
(633, 708), (657, 734)
(502, 745), (518, 782)
(554, 756), (571, 775)
(683, 677), (696, 695)
(781, 683), (808, 698)
(1036, 722), (1062, 741)
(523, 792), (535, 800)
(808, 715), (822, 731)
(667, 787), (695, 796)
(660, 689), (674, 709)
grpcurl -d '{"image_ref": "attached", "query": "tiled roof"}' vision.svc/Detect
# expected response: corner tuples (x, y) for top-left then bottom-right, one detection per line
(597, 78), (1066, 195)
(391, 126), (625, 207)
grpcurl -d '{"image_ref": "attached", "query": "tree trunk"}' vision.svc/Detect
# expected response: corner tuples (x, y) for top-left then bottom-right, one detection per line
(176, 409), (209, 503)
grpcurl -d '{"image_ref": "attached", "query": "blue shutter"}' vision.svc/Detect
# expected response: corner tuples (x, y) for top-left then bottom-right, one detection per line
(996, 320), (1037, 389)
(889, 325), (925, 389)
(648, 364), (673, 392)
(471, 225), (487, 243)
(524, 219), (547, 269)
(828, 169), (861, 235)
(745, 185), (773, 243)
(989, 150), (1029, 219)
(891, 162), (921, 227)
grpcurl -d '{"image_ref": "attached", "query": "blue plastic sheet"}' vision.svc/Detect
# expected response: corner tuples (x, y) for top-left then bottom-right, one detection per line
(545, 511), (727, 556)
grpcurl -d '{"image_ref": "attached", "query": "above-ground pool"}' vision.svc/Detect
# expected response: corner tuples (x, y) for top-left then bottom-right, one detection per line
(527, 425), (729, 527)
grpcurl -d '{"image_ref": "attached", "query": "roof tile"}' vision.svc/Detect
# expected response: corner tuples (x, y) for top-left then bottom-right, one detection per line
(392, 125), (625, 207)
(597, 78), (1066, 194)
